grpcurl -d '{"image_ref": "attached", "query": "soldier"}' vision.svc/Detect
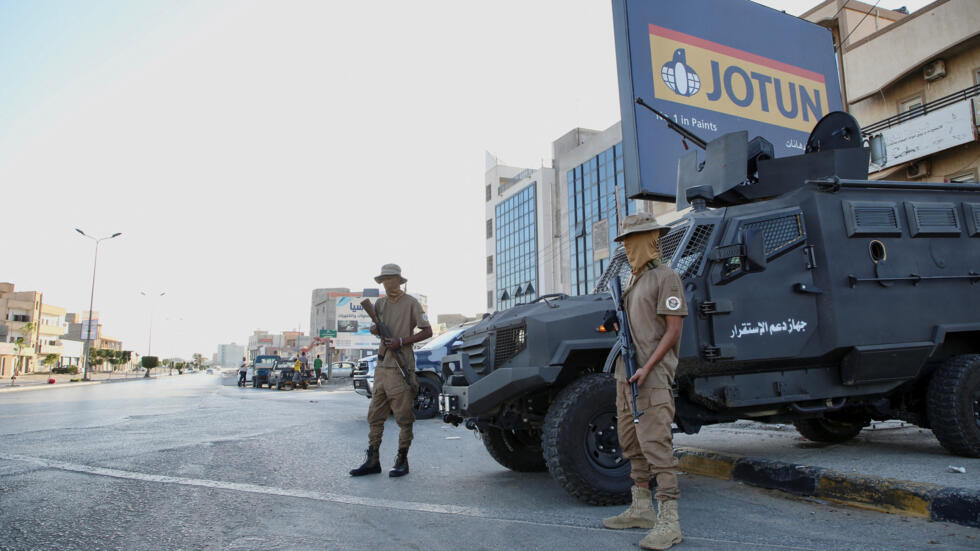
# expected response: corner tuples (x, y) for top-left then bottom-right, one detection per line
(602, 213), (687, 551)
(350, 263), (432, 478)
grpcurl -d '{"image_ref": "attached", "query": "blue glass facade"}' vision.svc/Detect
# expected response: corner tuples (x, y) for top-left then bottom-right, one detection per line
(568, 143), (634, 295)
(495, 183), (538, 310)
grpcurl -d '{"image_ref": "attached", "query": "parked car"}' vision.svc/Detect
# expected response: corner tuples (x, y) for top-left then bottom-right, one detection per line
(321, 361), (356, 380)
(251, 356), (279, 388)
(352, 324), (471, 419)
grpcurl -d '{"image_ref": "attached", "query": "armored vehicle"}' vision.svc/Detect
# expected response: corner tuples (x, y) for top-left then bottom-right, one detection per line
(440, 112), (980, 505)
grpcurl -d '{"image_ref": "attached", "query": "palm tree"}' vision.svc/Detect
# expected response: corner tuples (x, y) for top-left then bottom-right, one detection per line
(11, 321), (35, 383)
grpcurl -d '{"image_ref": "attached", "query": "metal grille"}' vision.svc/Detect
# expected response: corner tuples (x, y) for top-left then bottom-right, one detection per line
(741, 214), (805, 256)
(593, 247), (631, 294)
(458, 334), (489, 373)
(855, 207), (898, 228)
(659, 223), (689, 262)
(673, 224), (714, 278)
(494, 325), (526, 368)
(916, 206), (957, 228)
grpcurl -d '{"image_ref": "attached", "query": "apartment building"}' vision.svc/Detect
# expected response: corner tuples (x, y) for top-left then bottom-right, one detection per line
(803, 0), (979, 182)
(0, 282), (68, 376)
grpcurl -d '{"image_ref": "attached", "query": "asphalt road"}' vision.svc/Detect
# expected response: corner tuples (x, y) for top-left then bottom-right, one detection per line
(1, 374), (977, 551)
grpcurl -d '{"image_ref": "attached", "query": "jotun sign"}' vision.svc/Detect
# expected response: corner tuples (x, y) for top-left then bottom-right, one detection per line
(613, 0), (843, 199)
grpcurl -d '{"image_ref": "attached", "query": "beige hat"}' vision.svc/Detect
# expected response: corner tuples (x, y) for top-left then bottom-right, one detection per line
(374, 263), (407, 284)
(613, 212), (671, 242)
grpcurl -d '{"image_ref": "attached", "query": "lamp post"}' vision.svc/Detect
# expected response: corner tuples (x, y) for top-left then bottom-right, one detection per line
(76, 229), (122, 381)
(139, 291), (166, 356)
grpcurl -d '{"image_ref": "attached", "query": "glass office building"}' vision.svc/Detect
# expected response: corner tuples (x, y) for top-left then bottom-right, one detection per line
(567, 143), (635, 295)
(494, 183), (538, 310)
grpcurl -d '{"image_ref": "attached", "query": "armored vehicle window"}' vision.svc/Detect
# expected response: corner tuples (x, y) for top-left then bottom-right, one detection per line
(843, 201), (902, 237)
(963, 203), (980, 236)
(658, 222), (689, 263)
(904, 201), (961, 237)
(723, 211), (806, 277)
(674, 224), (715, 279)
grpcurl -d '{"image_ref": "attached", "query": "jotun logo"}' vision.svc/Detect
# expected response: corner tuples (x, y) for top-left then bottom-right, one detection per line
(649, 24), (829, 133)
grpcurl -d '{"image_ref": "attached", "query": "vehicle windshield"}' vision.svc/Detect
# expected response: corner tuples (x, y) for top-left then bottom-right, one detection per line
(420, 328), (464, 350)
(254, 357), (278, 367)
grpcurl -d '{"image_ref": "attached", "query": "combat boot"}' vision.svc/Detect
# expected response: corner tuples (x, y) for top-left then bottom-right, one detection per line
(349, 447), (381, 476)
(602, 486), (656, 529)
(389, 448), (409, 477)
(640, 499), (683, 550)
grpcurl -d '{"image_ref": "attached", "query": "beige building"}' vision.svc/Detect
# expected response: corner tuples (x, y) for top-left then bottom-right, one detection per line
(803, 0), (980, 182)
(0, 282), (68, 376)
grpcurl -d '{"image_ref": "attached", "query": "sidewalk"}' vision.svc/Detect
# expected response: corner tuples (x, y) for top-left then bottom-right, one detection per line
(0, 370), (176, 393)
(675, 420), (980, 528)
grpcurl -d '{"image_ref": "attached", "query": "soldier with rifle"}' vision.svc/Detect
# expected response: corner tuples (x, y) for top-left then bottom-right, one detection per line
(349, 263), (432, 478)
(602, 213), (688, 551)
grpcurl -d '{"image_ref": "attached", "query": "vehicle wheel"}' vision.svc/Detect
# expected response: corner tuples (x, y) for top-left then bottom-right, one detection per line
(793, 414), (868, 444)
(413, 376), (441, 420)
(252, 381), (258, 388)
(927, 354), (980, 458)
(276, 382), (282, 390)
(542, 373), (631, 505)
(482, 426), (547, 472)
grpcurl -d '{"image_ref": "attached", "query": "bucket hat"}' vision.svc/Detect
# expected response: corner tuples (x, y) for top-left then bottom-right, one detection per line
(374, 263), (407, 284)
(613, 212), (671, 242)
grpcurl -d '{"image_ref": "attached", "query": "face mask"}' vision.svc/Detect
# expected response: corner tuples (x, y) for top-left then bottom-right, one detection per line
(623, 231), (661, 274)
(382, 278), (404, 299)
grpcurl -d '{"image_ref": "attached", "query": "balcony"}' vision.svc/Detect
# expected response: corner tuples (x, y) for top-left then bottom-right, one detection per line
(40, 344), (64, 356)
(863, 85), (980, 172)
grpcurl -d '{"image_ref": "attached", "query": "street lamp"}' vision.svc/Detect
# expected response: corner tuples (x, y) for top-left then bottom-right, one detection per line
(139, 291), (166, 356)
(76, 228), (122, 381)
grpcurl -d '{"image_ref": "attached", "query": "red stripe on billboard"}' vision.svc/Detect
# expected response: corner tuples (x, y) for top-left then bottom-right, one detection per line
(649, 23), (825, 83)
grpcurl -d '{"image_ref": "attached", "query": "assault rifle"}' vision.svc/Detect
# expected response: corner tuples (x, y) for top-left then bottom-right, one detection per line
(608, 276), (643, 424)
(360, 299), (415, 391)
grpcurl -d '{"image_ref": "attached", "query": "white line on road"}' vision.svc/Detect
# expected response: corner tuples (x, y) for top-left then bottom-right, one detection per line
(0, 452), (822, 550)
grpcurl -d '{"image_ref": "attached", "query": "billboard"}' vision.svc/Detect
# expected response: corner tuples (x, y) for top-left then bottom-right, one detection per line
(612, 0), (843, 198)
(333, 296), (380, 350)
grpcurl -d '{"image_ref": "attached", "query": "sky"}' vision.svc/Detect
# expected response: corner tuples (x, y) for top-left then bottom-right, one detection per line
(0, 0), (933, 359)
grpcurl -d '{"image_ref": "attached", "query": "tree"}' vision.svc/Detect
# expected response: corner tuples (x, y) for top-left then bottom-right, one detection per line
(192, 353), (203, 368)
(141, 356), (159, 378)
(11, 321), (35, 379)
(42, 353), (60, 371)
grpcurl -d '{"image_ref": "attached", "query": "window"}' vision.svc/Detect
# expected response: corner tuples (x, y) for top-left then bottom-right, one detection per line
(494, 183), (538, 310)
(899, 95), (923, 113)
(485, 184), (492, 202)
(568, 143), (629, 295)
(486, 219), (493, 239)
(487, 290), (494, 309)
(487, 255), (493, 274)
(949, 170), (977, 183)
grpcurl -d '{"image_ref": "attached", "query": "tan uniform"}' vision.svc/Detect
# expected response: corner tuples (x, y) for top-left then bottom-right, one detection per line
(614, 262), (688, 501)
(367, 294), (430, 450)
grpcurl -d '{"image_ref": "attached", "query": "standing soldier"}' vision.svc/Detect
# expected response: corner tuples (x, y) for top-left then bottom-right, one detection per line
(602, 213), (687, 551)
(350, 263), (432, 478)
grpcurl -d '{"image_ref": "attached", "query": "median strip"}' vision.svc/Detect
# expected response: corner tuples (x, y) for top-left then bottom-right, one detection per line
(674, 446), (980, 528)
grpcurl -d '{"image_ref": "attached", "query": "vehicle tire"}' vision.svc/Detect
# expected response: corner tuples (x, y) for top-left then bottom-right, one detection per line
(482, 426), (547, 472)
(413, 376), (441, 420)
(252, 381), (258, 388)
(792, 416), (867, 444)
(927, 354), (980, 458)
(276, 382), (282, 390)
(543, 373), (631, 505)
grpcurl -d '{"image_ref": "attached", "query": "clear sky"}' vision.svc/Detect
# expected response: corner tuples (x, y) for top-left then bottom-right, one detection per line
(0, 0), (933, 359)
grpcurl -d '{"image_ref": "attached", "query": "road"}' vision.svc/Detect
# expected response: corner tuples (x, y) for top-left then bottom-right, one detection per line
(0, 375), (977, 551)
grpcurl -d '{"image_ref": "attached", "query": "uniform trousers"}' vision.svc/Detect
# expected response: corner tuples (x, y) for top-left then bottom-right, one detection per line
(616, 380), (680, 501)
(367, 366), (416, 450)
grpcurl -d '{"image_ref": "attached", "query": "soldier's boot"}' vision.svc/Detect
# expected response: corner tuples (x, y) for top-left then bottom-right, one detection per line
(389, 448), (409, 477)
(349, 447), (381, 476)
(602, 486), (656, 529)
(639, 499), (683, 550)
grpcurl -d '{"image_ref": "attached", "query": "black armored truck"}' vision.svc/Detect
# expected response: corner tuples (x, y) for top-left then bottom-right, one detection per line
(439, 112), (980, 505)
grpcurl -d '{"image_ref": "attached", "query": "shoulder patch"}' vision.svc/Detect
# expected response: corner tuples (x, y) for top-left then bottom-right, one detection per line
(422, 313), (428, 322)
(665, 296), (682, 311)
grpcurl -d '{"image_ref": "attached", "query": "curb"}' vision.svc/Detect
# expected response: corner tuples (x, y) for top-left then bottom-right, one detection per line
(0, 381), (102, 393)
(675, 446), (980, 529)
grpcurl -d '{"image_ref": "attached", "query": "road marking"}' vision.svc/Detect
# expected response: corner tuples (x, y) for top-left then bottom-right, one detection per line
(0, 452), (823, 550)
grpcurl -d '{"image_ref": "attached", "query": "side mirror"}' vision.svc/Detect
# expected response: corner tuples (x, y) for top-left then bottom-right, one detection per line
(743, 228), (767, 272)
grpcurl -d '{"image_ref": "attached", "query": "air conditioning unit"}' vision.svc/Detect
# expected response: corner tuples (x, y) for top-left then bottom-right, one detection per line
(923, 60), (946, 81)
(907, 161), (931, 179)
